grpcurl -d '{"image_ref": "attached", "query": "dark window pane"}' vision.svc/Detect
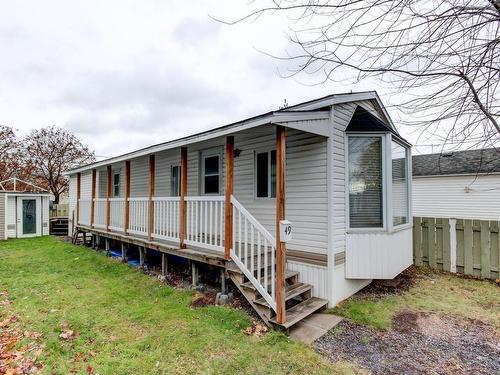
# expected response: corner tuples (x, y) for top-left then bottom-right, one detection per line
(204, 155), (219, 175)
(256, 152), (269, 197)
(348, 137), (383, 228)
(113, 173), (120, 197)
(204, 175), (219, 194)
(270, 150), (276, 198)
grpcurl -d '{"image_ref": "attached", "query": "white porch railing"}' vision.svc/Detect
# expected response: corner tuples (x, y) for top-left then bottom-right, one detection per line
(152, 197), (180, 242)
(128, 197), (148, 236)
(93, 198), (107, 229)
(109, 198), (125, 232)
(186, 196), (225, 252)
(78, 199), (92, 227)
(231, 195), (277, 311)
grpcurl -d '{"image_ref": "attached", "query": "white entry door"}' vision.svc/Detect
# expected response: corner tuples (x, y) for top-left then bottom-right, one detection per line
(16, 197), (41, 238)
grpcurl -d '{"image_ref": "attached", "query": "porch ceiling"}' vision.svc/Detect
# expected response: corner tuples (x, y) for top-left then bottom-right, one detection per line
(65, 110), (330, 175)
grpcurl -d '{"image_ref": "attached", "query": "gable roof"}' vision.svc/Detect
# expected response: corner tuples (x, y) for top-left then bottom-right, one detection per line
(65, 91), (395, 175)
(412, 148), (500, 177)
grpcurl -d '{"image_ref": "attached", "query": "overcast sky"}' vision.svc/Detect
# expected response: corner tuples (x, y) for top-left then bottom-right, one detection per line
(0, 0), (434, 159)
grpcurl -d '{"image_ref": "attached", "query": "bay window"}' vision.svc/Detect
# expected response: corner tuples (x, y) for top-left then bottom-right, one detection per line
(347, 134), (410, 231)
(391, 141), (409, 226)
(348, 136), (383, 228)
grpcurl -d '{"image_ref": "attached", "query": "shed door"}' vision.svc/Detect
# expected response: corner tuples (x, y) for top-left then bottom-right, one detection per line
(16, 197), (41, 237)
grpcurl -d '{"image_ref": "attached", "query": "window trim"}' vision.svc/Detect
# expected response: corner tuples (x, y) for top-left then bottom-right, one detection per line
(390, 138), (411, 229)
(254, 149), (277, 199)
(170, 165), (181, 197)
(345, 132), (388, 233)
(112, 170), (121, 198)
(200, 148), (223, 195)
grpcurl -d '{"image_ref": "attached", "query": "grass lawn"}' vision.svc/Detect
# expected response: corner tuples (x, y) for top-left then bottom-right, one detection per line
(332, 267), (500, 331)
(0, 237), (357, 374)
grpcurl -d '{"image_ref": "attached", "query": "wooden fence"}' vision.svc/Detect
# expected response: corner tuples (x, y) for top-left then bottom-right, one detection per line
(413, 217), (500, 280)
(50, 203), (69, 218)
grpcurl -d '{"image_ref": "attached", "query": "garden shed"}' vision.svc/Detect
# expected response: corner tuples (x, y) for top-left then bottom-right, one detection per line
(0, 178), (51, 240)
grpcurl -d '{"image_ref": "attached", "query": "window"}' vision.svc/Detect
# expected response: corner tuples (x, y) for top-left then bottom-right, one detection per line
(392, 141), (409, 226)
(170, 165), (181, 197)
(202, 152), (221, 194)
(255, 150), (276, 198)
(348, 136), (383, 228)
(113, 171), (120, 197)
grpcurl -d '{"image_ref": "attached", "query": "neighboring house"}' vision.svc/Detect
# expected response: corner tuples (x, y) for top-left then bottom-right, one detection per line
(0, 177), (52, 240)
(65, 91), (413, 329)
(413, 148), (500, 220)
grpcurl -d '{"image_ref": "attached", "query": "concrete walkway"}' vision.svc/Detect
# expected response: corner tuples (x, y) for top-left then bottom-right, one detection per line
(289, 313), (343, 345)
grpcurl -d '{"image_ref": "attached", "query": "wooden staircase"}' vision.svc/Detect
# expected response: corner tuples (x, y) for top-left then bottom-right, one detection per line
(227, 265), (329, 330)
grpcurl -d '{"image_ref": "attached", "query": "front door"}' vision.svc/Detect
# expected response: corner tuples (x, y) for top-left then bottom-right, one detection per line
(17, 197), (41, 237)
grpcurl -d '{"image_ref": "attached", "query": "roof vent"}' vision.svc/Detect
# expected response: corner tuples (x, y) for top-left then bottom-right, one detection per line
(441, 152), (454, 158)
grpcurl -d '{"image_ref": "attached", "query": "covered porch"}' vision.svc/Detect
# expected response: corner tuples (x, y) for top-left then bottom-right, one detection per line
(74, 116), (331, 326)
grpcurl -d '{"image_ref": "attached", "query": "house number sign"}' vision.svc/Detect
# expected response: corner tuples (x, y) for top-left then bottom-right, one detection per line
(279, 220), (293, 242)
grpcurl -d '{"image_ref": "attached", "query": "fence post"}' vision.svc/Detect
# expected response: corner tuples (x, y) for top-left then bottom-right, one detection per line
(413, 217), (423, 266)
(480, 220), (490, 278)
(449, 218), (457, 273)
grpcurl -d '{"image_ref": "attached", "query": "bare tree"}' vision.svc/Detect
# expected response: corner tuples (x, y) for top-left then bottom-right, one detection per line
(22, 126), (95, 203)
(223, 0), (500, 149)
(0, 125), (22, 181)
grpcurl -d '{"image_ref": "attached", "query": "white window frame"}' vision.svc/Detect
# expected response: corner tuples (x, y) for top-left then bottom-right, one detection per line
(254, 149), (276, 199)
(345, 132), (388, 233)
(388, 136), (412, 232)
(170, 165), (181, 197)
(200, 148), (222, 195)
(112, 170), (121, 198)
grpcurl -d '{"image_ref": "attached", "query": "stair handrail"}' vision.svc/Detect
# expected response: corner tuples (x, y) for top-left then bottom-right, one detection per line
(230, 195), (277, 311)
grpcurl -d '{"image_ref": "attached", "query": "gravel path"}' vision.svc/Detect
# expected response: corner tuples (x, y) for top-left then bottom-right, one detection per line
(315, 310), (500, 375)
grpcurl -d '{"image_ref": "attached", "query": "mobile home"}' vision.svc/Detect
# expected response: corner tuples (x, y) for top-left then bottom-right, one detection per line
(66, 91), (413, 328)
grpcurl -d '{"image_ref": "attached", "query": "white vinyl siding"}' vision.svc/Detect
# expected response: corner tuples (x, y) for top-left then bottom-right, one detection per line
(68, 174), (77, 235)
(0, 193), (5, 240)
(155, 150), (181, 197)
(413, 174), (500, 220)
(7, 196), (16, 237)
(130, 156), (149, 198)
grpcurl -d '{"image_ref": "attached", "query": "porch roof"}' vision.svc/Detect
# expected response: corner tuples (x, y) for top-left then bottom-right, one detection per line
(65, 91), (388, 175)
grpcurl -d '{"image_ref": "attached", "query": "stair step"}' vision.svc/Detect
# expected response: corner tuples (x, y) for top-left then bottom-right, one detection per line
(254, 283), (312, 307)
(240, 270), (299, 291)
(270, 297), (329, 329)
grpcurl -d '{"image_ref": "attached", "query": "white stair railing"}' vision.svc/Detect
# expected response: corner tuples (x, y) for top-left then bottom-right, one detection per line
(152, 197), (180, 242)
(78, 199), (92, 227)
(109, 198), (125, 232)
(93, 198), (107, 229)
(186, 196), (225, 252)
(230, 195), (277, 311)
(128, 197), (148, 236)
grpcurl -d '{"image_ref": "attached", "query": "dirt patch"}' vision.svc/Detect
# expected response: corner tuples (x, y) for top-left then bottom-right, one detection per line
(359, 267), (418, 297)
(190, 292), (217, 308)
(315, 311), (500, 375)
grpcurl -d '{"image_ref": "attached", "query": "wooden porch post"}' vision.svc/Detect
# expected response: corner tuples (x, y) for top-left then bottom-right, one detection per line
(148, 155), (155, 241)
(76, 172), (81, 226)
(179, 147), (188, 249)
(275, 126), (286, 324)
(106, 165), (112, 231)
(224, 136), (234, 260)
(124, 160), (131, 235)
(90, 169), (96, 227)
